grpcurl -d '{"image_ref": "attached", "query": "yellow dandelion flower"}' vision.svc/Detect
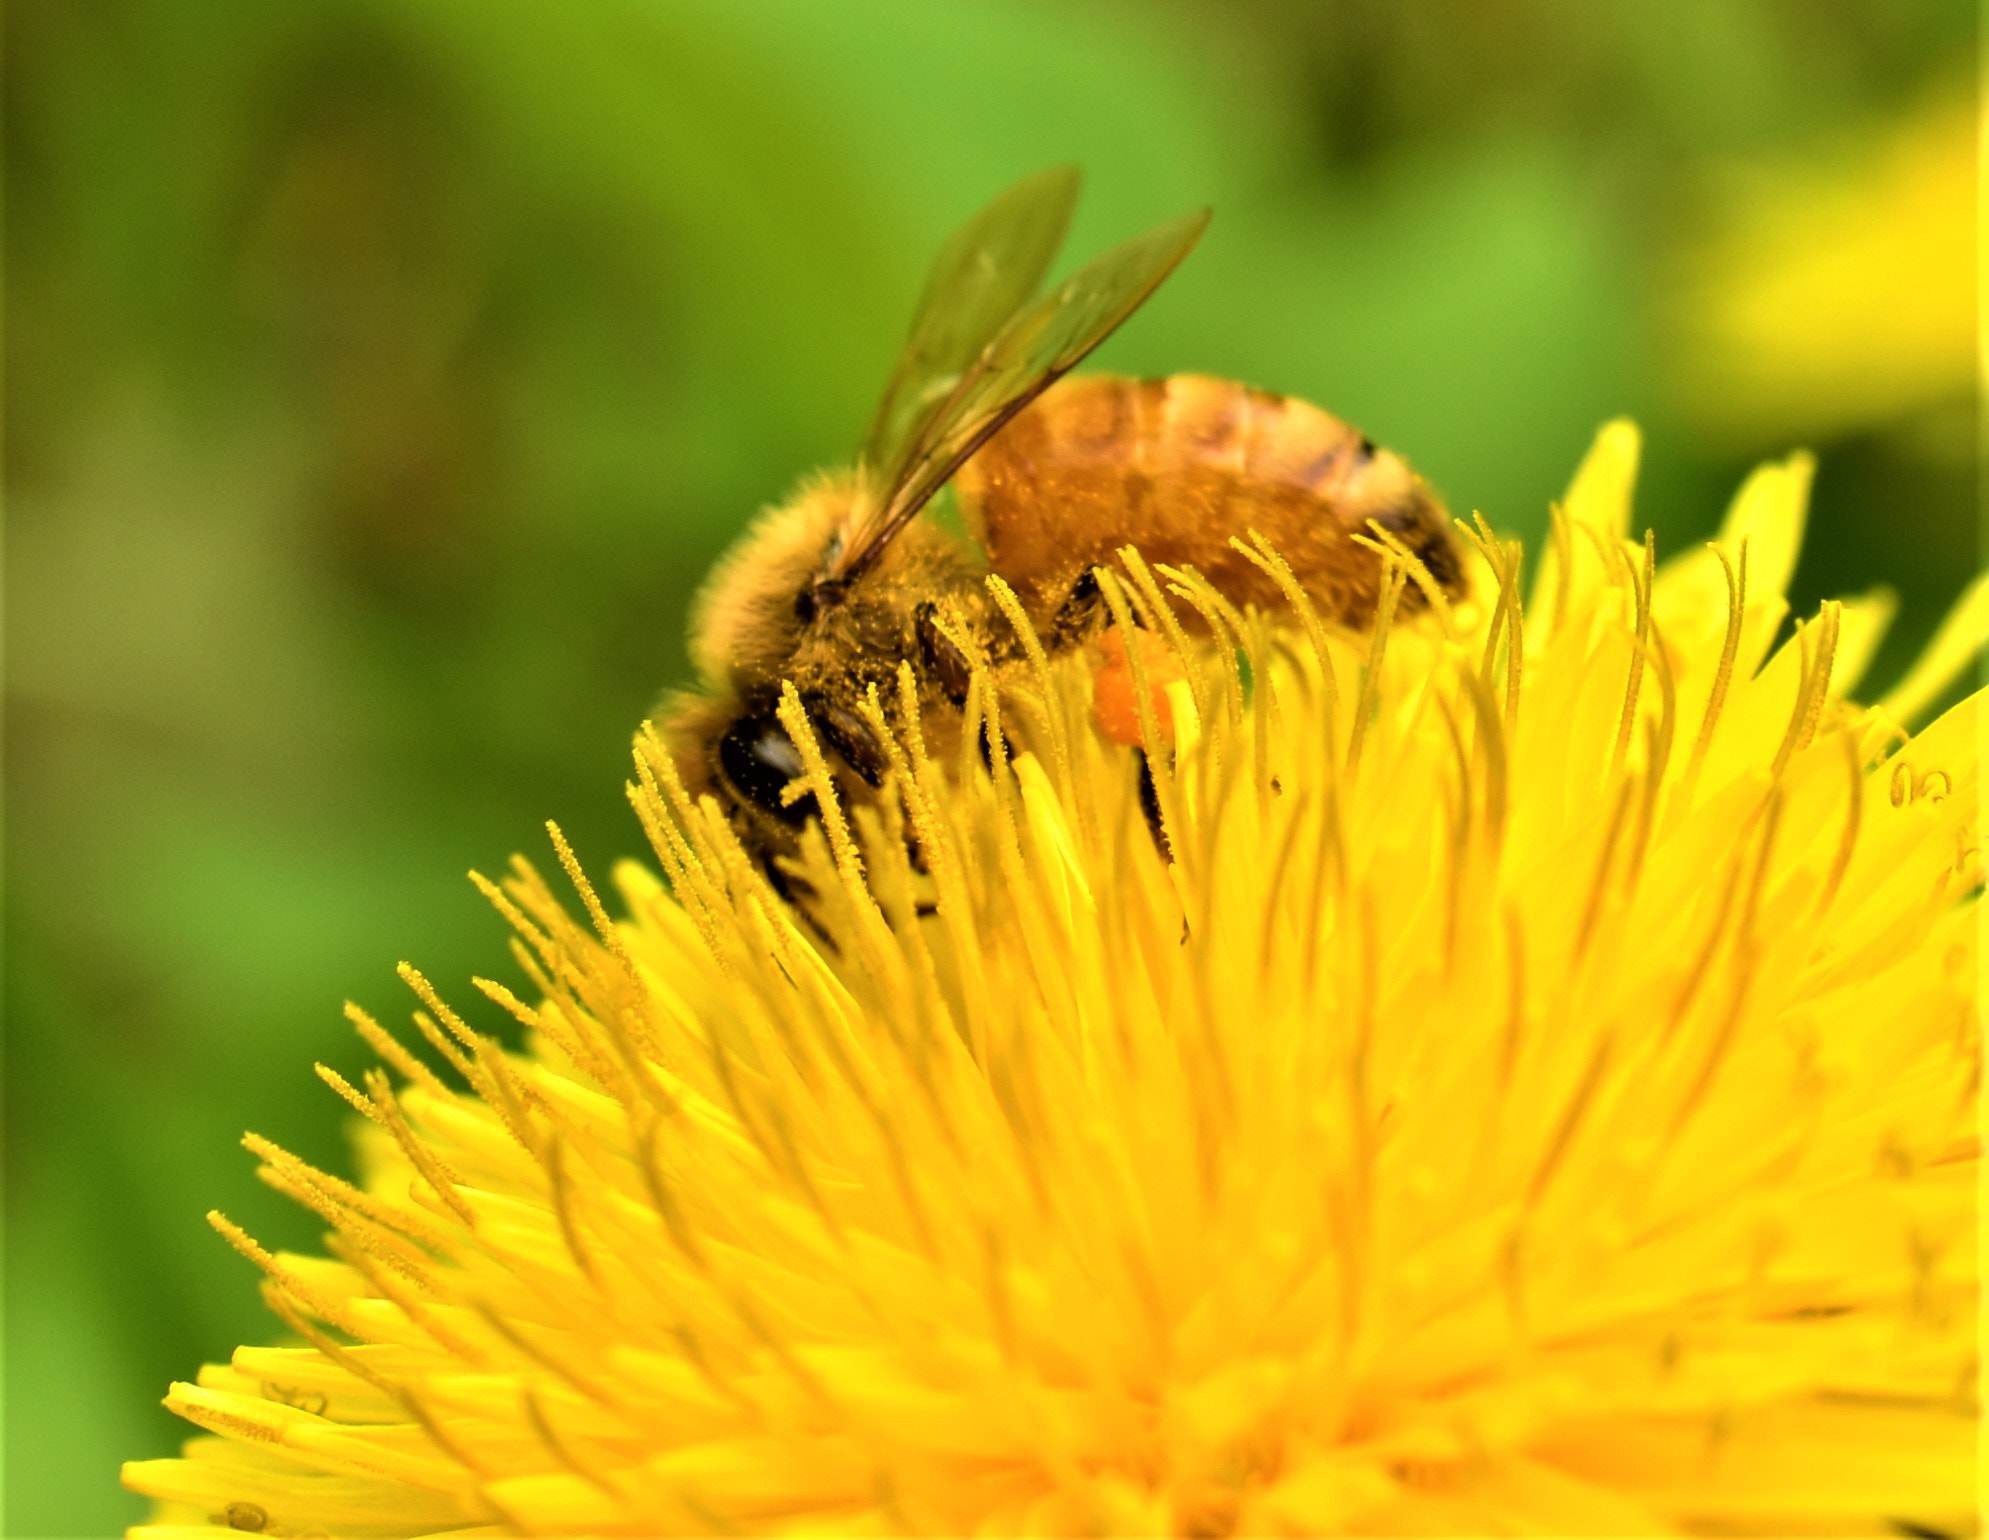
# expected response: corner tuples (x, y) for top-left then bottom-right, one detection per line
(125, 423), (1982, 1537)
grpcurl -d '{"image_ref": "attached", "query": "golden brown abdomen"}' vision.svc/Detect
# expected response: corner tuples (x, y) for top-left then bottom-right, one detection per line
(955, 374), (1462, 627)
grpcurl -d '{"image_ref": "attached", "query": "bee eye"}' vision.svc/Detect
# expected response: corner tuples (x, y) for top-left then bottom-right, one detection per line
(718, 714), (817, 825)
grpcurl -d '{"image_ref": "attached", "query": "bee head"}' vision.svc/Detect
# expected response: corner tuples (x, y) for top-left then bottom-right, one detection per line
(687, 473), (868, 690)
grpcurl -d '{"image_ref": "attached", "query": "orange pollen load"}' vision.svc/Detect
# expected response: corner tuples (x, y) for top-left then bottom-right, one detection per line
(1091, 626), (1185, 746)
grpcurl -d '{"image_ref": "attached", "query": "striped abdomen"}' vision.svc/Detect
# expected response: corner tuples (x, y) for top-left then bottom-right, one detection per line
(955, 374), (1463, 628)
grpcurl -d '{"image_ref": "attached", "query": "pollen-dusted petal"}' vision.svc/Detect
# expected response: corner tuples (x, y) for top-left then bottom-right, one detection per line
(128, 422), (1979, 1537)
(121, 1450), (478, 1534)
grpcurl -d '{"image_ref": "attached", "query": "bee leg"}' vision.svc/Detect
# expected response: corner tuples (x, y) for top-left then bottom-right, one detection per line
(807, 693), (889, 787)
(915, 601), (975, 704)
(1369, 488), (1466, 599)
(1049, 568), (1106, 644)
(1135, 750), (1188, 945)
(758, 848), (813, 907)
(1132, 752), (1191, 943)
(760, 851), (839, 950)
(1136, 749), (1169, 854)
(1145, 748), (1187, 945)
(971, 715), (1000, 775)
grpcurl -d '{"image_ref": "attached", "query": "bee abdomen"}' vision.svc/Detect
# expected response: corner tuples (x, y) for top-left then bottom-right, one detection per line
(1035, 376), (1369, 494)
(956, 373), (1462, 628)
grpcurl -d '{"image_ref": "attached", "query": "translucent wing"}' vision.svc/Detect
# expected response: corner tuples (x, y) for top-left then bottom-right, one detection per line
(834, 205), (1211, 585)
(859, 166), (1080, 482)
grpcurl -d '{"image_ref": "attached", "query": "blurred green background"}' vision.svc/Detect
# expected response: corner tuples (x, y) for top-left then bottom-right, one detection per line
(4, 1), (1975, 1532)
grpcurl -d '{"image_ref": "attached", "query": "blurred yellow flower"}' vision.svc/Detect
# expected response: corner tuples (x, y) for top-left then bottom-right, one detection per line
(125, 423), (1981, 1537)
(1667, 92), (1977, 445)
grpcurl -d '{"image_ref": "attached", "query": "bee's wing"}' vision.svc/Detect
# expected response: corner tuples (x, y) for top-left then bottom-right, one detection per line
(834, 204), (1211, 585)
(859, 166), (1080, 482)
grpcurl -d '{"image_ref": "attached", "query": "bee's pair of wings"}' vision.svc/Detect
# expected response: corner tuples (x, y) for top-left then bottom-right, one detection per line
(829, 167), (1209, 586)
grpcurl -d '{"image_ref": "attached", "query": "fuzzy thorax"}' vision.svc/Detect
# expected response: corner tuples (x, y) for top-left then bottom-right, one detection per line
(687, 470), (983, 706)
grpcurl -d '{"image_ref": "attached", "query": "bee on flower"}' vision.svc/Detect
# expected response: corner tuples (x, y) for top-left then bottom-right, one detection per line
(123, 174), (1982, 1538)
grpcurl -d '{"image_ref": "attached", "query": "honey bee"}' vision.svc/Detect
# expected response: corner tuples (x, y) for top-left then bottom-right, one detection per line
(667, 167), (1462, 885)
